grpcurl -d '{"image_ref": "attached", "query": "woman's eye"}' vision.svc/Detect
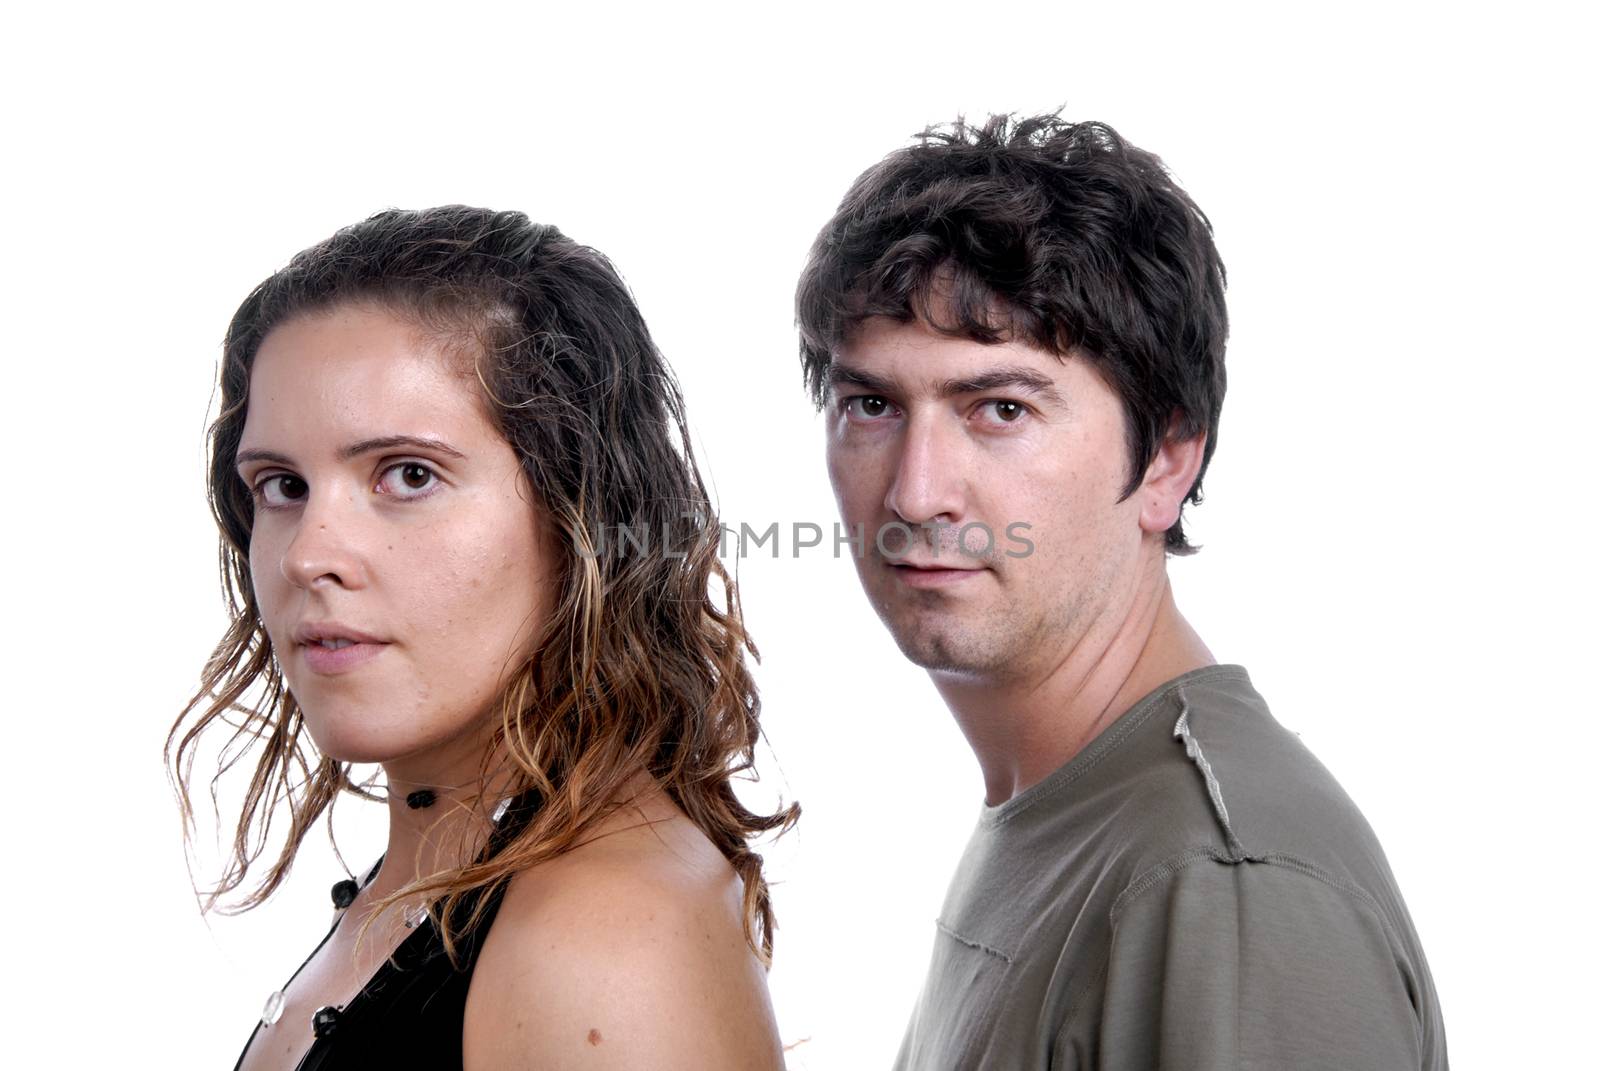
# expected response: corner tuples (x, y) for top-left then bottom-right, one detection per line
(378, 461), (439, 498)
(977, 399), (1028, 426)
(253, 474), (307, 508)
(844, 395), (896, 421)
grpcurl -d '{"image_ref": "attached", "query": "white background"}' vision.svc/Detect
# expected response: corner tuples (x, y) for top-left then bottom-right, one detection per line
(3, 2), (1593, 1067)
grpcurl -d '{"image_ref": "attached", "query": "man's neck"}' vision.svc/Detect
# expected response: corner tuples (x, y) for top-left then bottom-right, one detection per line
(932, 555), (1215, 807)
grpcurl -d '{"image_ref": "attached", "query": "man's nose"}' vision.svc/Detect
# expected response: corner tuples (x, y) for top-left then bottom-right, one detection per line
(279, 489), (368, 591)
(883, 416), (967, 527)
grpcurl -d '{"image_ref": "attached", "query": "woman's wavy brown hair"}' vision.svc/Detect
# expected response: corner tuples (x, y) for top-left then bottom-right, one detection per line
(166, 205), (797, 963)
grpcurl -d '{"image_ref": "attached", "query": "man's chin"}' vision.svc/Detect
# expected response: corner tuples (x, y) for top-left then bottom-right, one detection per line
(888, 625), (998, 675)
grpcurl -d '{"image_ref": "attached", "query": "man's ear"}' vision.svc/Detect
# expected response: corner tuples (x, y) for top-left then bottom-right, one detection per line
(1138, 413), (1206, 537)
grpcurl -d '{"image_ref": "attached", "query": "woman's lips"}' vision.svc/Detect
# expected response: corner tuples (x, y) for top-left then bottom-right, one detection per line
(299, 640), (390, 675)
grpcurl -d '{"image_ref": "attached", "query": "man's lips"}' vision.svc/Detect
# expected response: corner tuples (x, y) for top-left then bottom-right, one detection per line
(891, 559), (986, 571)
(886, 559), (989, 588)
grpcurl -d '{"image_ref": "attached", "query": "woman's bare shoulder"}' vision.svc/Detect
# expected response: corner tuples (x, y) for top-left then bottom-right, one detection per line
(462, 787), (783, 1071)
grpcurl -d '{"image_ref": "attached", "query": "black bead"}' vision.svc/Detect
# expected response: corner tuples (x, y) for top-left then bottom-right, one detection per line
(330, 879), (358, 909)
(405, 789), (437, 809)
(311, 1005), (342, 1039)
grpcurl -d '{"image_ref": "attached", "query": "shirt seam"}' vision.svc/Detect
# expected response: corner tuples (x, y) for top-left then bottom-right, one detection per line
(984, 666), (1250, 828)
(933, 918), (1016, 965)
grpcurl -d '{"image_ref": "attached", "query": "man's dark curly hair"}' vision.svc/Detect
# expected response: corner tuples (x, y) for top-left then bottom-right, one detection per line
(795, 111), (1228, 556)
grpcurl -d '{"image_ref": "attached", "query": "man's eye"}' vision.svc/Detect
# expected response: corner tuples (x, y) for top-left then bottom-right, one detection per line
(977, 399), (1028, 426)
(845, 396), (895, 420)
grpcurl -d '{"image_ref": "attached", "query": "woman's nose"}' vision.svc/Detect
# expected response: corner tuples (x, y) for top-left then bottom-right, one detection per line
(279, 491), (369, 591)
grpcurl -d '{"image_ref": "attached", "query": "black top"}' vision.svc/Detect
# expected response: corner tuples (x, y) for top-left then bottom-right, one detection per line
(231, 791), (541, 1071)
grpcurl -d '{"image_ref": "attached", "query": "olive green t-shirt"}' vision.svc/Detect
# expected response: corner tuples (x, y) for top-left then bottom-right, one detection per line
(893, 665), (1447, 1070)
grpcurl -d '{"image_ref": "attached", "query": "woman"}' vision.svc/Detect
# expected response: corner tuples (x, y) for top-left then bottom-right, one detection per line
(167, 206), (797, 1070)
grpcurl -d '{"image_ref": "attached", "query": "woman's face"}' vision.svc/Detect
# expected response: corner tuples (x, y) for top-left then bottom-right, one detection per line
(236, 303), (555, 783)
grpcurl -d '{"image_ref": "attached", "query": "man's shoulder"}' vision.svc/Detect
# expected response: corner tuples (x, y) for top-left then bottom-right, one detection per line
(1029, 664), (1403, 907)
(1060, 668), (1447, 1068)
(1156, 667), (1390, 879)
(953, 664), (1426, 961)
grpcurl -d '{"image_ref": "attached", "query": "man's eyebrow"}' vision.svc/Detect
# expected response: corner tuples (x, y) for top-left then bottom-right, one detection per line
(826, 363), (898, 395)
(234, 435), (467, 469)
(936, 367), (1066, 405)
(828, 362), (1067, 407)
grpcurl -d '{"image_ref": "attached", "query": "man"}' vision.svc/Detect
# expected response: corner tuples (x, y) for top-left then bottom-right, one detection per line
(794, 113), (1447, 1069)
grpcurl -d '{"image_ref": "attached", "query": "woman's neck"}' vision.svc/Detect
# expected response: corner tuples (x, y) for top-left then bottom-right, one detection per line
(364, 717), (519, 893)
(367, 768), (515, 901)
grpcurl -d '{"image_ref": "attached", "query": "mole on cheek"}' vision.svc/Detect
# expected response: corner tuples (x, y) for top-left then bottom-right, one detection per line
(587, 1028), (602, 1046)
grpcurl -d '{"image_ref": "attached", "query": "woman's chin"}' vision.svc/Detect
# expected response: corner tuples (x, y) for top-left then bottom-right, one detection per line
(300, 720), (422, 767)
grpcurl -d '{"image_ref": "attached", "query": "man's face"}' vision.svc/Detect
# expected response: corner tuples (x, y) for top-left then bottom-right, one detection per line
(825, 315), (1152, 681)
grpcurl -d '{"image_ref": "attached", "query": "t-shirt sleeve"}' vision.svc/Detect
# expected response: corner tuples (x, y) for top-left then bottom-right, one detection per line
(1083, 855), (1427, 1071)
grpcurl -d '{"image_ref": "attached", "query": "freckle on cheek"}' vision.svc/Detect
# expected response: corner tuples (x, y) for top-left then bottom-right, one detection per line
(587, 1028), (602, 1045)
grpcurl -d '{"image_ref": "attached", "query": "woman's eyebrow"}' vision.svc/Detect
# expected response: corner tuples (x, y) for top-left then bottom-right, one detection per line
(337, 435), (467, 461)
(234, 435), (466, 469)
